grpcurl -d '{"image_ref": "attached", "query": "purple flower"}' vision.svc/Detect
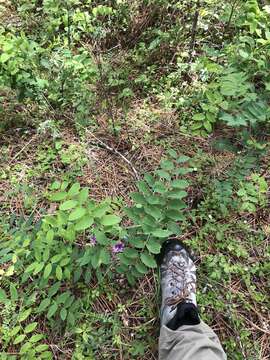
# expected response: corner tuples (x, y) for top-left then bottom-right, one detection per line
(89, 235), (97, 246)
(112, 242), (125, 254)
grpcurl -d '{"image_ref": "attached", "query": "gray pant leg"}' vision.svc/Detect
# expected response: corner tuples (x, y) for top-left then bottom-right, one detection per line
(159, 321), (227, 360)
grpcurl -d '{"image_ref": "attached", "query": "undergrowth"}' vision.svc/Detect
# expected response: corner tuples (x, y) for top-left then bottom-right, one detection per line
(0, 0), (269, 359)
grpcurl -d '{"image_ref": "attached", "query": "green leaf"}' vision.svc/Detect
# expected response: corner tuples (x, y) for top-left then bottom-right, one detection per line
(145, 195), (165, 205)
(24, 322), (38, 334)
(33, 262), (44, 275)
(130, 192), (146, 204)
(59, 200), (78, 211)
(18, 308), (32, 322)
(50, 254), (63, 264)
(171, 179), (189, 189)
(47, 303), (58, 319)
(68, 183), (80, 197)
(50, 181), (61, 190)
(137, 180), (151, 194)
(193, 113), (205, 121)
(92, 203), (110, 218)
(175, 168), (193, 176)
(123, 248), (139, 259)
(204, 121), (212, 132)
(116, 264), (128, 274)
(35, 344), (49, 352)
(67, 311), (76, 326)
(99, 249), (111, 265)
(74, 216), (93, 231)
(160, 160), (174, 171)
(61, 182), (69, 191)
(95, 231), (109, 245)
(118, 253), (132, 266)
(128, 237), (145, 249)
(68, 207), (86, 221)
(155, 170), (171, 180)
(135, 261), (148, 274)
(220, 113), (247, 127)
(177, 155), (190, 164)
(131, 266), (142, 278)
(77, 188), (89, 203)
(152, 229), (173, 238)
(167, 149), (178, 158)
(37, 298), (51, 313)
(29, 334), (44, 343)
(91, 251), (100, 269)
(153, 181), (167, 193)
(220, 72), (248, 96)
(25, 262), (38, 274)
(167, 200), (187, 210)
(168, 190), (188, 199)
(46, 229), (54, 242)
(0, 288), (7, 303)
(60, 308), (67, 321)
(166, 210), (185, 221)
(145, 205), (163, 220)
(237, 189), (246, 196)
(48, 282), (61, 297)
(14, 334), (26, 345)
(239, 49), (249, 59)
(10, 326), (21, 337)
(50, 192), (67, 201)
(20, 342), (32, 354)
(56, 292), (70, 304)
(140, 252), (157, 268)
(56, 266), (63, 281)
(40, 351), (53, 358)
(10, 284), (18, 301)
(43, 263), (52, 279)
(100, 214), (121, 226)
(146, 240), (161, 254)
(1, 53), (11, 63)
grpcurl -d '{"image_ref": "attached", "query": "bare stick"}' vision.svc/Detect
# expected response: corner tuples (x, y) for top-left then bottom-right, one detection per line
(82, 126), (140, 180)
(8, 134), (38, 165)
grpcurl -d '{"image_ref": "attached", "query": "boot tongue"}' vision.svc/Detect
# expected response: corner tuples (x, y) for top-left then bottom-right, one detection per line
(166, 302), (200, 330)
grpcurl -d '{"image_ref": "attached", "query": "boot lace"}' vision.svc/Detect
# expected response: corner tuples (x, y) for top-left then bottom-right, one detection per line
(165, 258), (195, 309)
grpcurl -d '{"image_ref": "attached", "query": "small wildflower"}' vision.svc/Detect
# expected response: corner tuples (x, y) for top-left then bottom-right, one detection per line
(112, 242), (124, 254)
(89, 235), (97, 246)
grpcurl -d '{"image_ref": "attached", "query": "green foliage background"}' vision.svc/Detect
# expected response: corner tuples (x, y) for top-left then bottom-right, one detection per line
(0, 0), (269, 359)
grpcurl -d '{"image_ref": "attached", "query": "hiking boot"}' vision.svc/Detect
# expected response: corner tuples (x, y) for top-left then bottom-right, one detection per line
(159, 240), (198, 328)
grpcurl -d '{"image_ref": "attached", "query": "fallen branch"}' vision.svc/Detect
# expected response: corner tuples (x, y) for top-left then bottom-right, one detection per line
(82, 126), (140, 181)
(8, 134), (38, 165)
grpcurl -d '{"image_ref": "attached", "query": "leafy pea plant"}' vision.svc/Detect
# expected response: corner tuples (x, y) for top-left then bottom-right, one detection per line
(0, 181), (125, 358)
(122, 151), (192, 283)
(237, 173), (268, 213)
(191, 0), (270, 137)
(0, 152), (192, 356)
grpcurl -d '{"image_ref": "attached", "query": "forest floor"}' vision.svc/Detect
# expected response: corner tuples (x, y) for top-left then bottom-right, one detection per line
(0, 1), (270, 359)
(1, 102), (269, 359)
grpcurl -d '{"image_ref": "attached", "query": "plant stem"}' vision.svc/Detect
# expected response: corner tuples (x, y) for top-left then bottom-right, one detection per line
(226, 0), (239, 33)
(189, 0), (200, 61)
